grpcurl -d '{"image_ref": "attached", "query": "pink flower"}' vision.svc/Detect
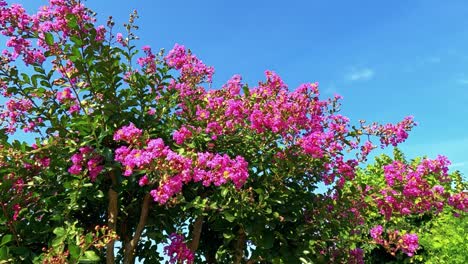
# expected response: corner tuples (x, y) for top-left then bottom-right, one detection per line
(56, 87), (74, 102)
(165, 43), (214, 83)
(137, 45), (156, 74)
(370, 225), (383, 240)
(173, 126), (192, 145)
(400, 233), (419, 257)
(147, 108), (156, 115)
(12, 204), (21, 221)
(349, 248), (364, 264)
(68, 147), (103, 181)
(113, 123), (142, 143)
(164, 233), (194, 264)
(139, 175), (149, 186)
(116, 32), (126, 46)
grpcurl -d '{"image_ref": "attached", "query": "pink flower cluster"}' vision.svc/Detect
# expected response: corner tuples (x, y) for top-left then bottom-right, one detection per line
(137, 45), (156, 74)
(400, 233), (419, 257)
(68, 146), (104, 181)
(348, 248), (364, 264)
(6, 35), (45, 65)
(164, 233), (194, 264)
(163, 68), (417, 190)
(375, 116), (416, 147)
(1, 0), (97, 65)
(116, 32), (126, 47)
(194, 152), (249, 188)
(113, 123), (142, 144)
(56, 87), (80, 114)
(375, 156), (454, 220)
(448, 192), (468, 212)
(172, 125), (192, 145)
(0, 98), (33, 133)
(165, 44), (214, 83)
(113, 124), (249, 204)
(370, 226), (419, 257)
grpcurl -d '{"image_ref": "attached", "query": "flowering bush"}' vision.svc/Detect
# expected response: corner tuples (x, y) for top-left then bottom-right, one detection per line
(0, 0), (466, 263)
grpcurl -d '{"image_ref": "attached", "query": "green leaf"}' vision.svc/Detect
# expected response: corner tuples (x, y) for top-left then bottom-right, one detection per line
(83, 250), (100, 261)
(242, 85), (250, 97)
(21, 73), (30, 84)
(53, 227), (66, 237)
(44, 32), (54, 46)
(68, 243), (80, 259)
(0, 235), (12, 247)
(0, 246), (8, 260)
(67, 15), (79, 30)
(224, 212), (236, 222)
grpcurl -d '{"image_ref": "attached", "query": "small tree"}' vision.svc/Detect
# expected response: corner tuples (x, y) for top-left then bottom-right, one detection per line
(0, 1), (466, 263)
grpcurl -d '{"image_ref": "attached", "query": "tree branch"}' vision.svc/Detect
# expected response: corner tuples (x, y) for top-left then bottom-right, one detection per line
(189, 215), (204, 252)
(233, 227), (246, 264)
(106, 172), (118, 264)
(123, 193), (152, 264)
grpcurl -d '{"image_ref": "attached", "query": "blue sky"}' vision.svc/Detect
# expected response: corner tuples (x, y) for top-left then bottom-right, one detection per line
(5, 0), (468, 176)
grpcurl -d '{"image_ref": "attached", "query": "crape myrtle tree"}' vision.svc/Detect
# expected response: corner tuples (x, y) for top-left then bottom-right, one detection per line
(340, 149), (467, 263)
(0, 0), (466, 263)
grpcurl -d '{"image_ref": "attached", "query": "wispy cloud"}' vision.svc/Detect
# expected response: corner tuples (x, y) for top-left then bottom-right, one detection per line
(402, 55), (441, 73)
(425, 56), (441, 64)
(323, 82), (339, 95)
(450, 162), (467, 168)
(457, 78), (468, 85)
(346, 68), (374, 81)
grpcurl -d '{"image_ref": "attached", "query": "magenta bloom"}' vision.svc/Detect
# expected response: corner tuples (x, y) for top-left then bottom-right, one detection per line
(113, 123), (142, 143)
(370, 225), (383, 240)
(164, 233), (194, 264)
(400, 233), (419, 257)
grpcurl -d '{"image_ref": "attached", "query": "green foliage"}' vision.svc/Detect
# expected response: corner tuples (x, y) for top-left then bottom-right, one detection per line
(419, 212), (468, 263)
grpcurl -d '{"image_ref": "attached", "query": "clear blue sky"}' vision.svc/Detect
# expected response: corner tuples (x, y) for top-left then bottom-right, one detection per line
(6, 0), (468, 177)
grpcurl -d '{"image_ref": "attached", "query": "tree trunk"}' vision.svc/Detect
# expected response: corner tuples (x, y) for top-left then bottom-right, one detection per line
(106, 173), (118, 264)
(189, 216), (204, 252)
(123, 193), (152, 264)
(233, 227), (246, 264)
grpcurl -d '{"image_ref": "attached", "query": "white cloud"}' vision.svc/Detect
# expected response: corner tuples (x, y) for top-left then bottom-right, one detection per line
(346, 68), (375, 81)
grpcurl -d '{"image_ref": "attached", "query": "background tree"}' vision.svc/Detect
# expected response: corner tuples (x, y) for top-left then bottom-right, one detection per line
(339, 149), (467, 263)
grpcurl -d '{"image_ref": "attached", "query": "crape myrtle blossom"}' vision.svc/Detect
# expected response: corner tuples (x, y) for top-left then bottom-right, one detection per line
(373, 155), (466, 220)
(0, 0), (98, 65)
(68, 146), (104, 181)
(370, 226), (419, 257)
(0, 0), (107, 134)
(370, 226), (417, 256)
(165, 43), (214, 83)
(137, 45), (156, 74)
(400, 233), (419, 257)
(348, 248), (364, 264)
(113, 124), (249, 204)
(0, 98), (33, 133)
(163, 60), (416, 190)
(164, 233), (194, 264)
